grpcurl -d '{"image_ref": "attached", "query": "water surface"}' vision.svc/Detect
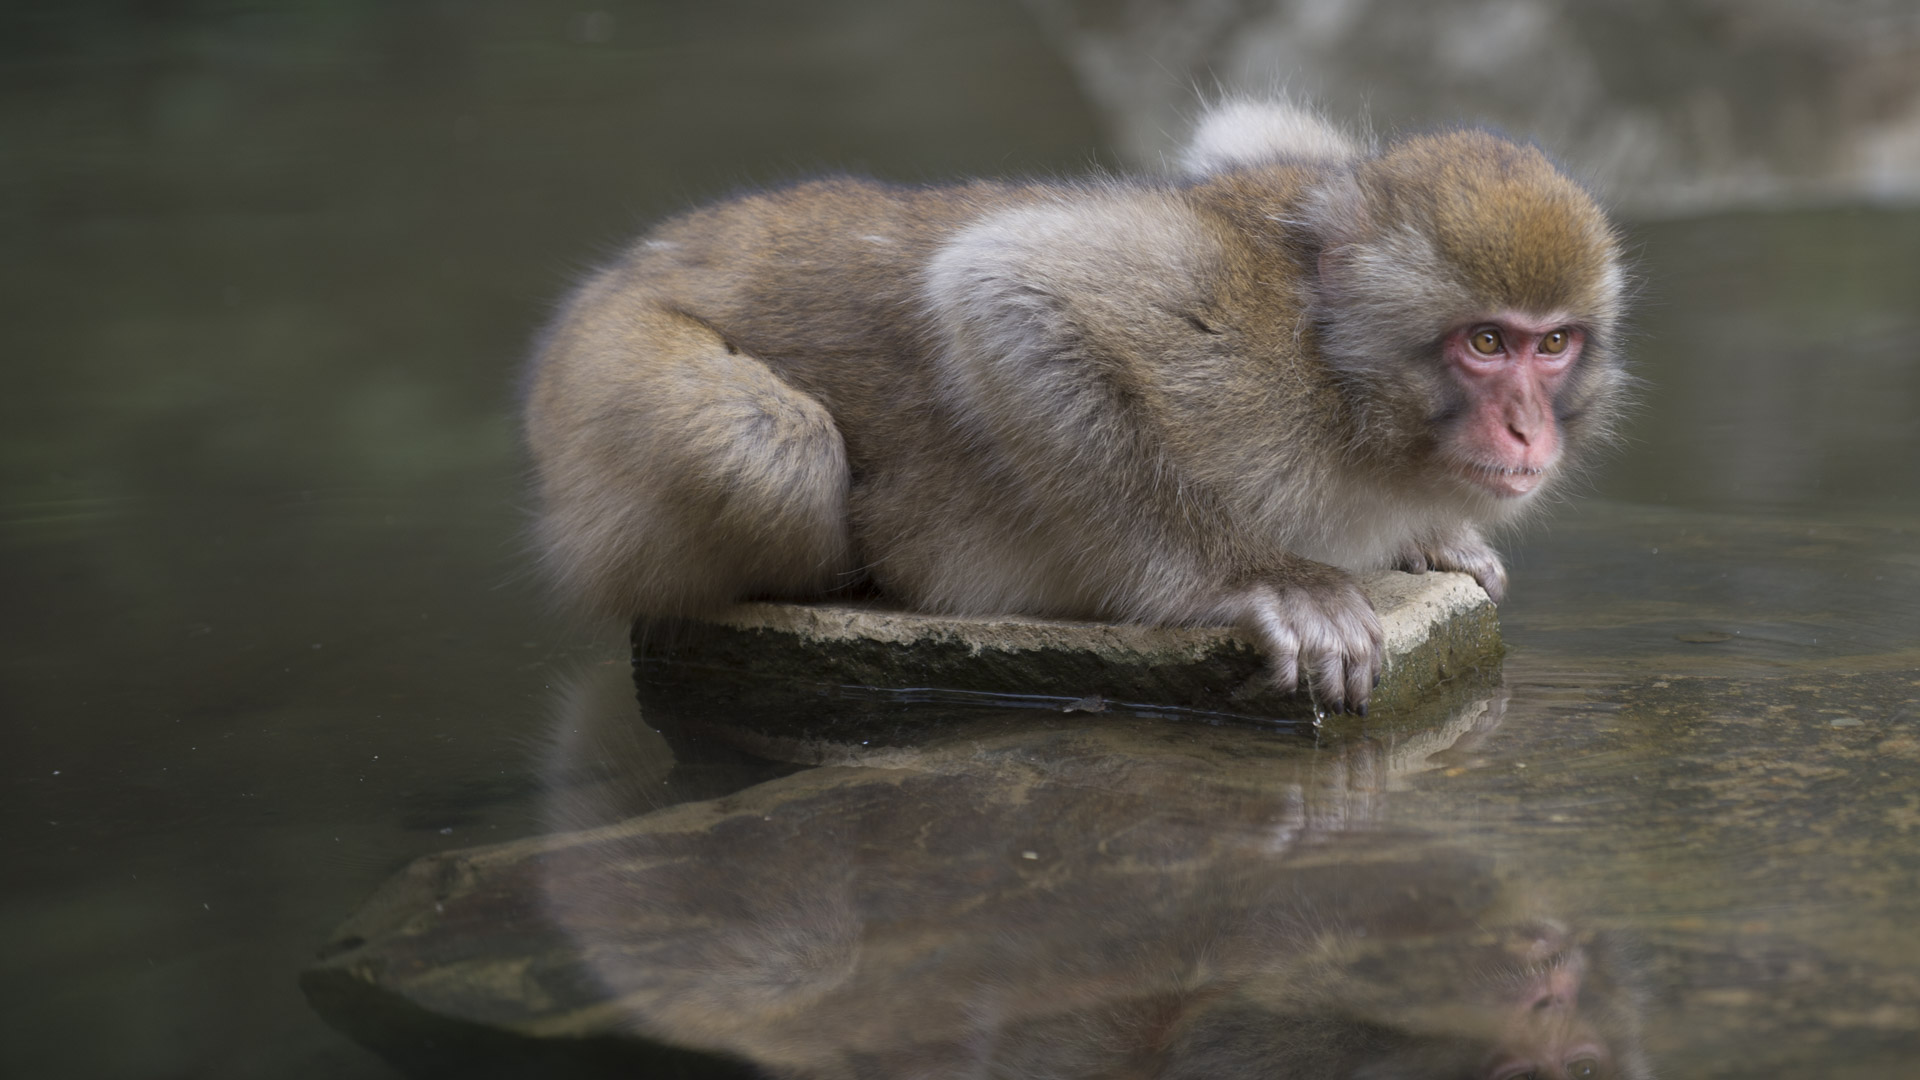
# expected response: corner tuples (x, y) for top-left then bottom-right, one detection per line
(3, 6), (1917, 1078)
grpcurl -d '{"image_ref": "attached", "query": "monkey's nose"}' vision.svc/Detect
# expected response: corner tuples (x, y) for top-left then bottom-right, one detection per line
(1500, 411), (1557, 464)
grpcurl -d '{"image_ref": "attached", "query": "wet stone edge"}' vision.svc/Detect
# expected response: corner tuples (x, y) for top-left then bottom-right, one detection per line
(631, 570), (1504, 727)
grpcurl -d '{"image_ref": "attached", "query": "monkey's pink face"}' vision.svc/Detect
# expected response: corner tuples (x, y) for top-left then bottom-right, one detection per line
(1444, 313), (1584, 499)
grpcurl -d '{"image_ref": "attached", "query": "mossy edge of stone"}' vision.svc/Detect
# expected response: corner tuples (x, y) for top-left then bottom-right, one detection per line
(632, 570), (1503, 724)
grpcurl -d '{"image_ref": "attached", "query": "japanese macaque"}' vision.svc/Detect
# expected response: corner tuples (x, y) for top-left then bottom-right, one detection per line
(523, 100), (1629, 712)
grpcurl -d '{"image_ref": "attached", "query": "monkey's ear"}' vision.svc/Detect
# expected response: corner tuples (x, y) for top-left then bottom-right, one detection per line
(1301, 167), (1475, 374)
(1179, 99), (1362, 176)
(1301, 169), (1372, 290)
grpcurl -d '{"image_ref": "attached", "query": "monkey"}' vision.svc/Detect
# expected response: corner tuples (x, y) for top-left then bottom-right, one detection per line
(522, 100), (1629, 713)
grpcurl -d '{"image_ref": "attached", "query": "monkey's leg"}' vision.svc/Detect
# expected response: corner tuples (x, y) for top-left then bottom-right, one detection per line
(1394, 526), (1508, 603)
(528, 306), (854, 618)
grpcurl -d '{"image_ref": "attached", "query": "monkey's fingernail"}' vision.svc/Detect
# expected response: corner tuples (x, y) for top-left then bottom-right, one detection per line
(1372, 673), (1381, 688)
(1356, 704), (1368, 718)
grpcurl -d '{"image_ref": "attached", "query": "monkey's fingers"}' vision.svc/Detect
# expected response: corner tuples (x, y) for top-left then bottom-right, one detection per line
(1266, 624), (1304, 696)
(1393, 545), (1431, 574)
(1429, 536), (1509, 604)
(1322, 598), (1383, 715)
(1450, 548), (1508, 603)
(1306, 642), (1353, 714)
(1348, 606), (1385, 714)
(1475, 563), (1509, 604)
(1239, 586), (1295, 691)
(1291, 592), (1378, 715)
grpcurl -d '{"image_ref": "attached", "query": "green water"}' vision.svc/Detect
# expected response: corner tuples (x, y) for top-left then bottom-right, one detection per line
(4, 5), (1917, 1078)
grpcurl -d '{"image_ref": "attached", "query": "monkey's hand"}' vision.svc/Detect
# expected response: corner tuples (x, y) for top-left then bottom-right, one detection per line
(1235, 573), (1384, 715)
(1396, 530), (1508, 603)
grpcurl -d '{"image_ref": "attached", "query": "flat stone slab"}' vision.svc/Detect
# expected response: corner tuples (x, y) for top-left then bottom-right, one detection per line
(635, 569), (1500, 725)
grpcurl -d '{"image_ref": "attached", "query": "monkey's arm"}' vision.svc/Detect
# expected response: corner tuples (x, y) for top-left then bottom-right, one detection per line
(922, 194), (1382, 711)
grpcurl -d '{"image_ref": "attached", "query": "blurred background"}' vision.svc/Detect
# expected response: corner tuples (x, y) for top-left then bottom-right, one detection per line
(3, 2), (1917, 1078)
(1037, 0), (1920, 215)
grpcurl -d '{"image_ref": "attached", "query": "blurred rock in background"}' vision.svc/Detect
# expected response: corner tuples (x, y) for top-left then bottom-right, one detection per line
(1024, 0), (1920, 216)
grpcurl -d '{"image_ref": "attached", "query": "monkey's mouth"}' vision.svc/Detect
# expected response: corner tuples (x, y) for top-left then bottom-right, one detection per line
(1461, 461), (1547, 498)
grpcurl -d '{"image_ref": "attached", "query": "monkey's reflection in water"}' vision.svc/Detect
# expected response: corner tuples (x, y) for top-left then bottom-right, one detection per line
(536, 666), (1651, 1079)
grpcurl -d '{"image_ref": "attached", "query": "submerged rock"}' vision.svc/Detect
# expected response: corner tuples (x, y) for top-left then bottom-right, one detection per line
(633, 569), (1500, 730)
(303, 703), (1654, 1079)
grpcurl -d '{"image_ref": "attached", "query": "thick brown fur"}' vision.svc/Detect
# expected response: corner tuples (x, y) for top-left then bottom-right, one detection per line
(522, 102), (1628, 712)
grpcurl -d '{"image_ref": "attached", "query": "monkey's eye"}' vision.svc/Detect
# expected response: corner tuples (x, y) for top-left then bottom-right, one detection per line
(1469, 327), (1504, 355)
(1567, 1059), (1600, 1078)
(1540, 329), (1571, 355)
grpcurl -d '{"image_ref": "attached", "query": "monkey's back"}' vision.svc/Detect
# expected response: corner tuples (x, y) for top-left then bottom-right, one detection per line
(586, 178), (1053, 459)
(523, 169), (1354, 611)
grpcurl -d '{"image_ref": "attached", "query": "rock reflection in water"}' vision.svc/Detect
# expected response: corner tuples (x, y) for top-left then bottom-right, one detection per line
(529, 666), (1653, 1079)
